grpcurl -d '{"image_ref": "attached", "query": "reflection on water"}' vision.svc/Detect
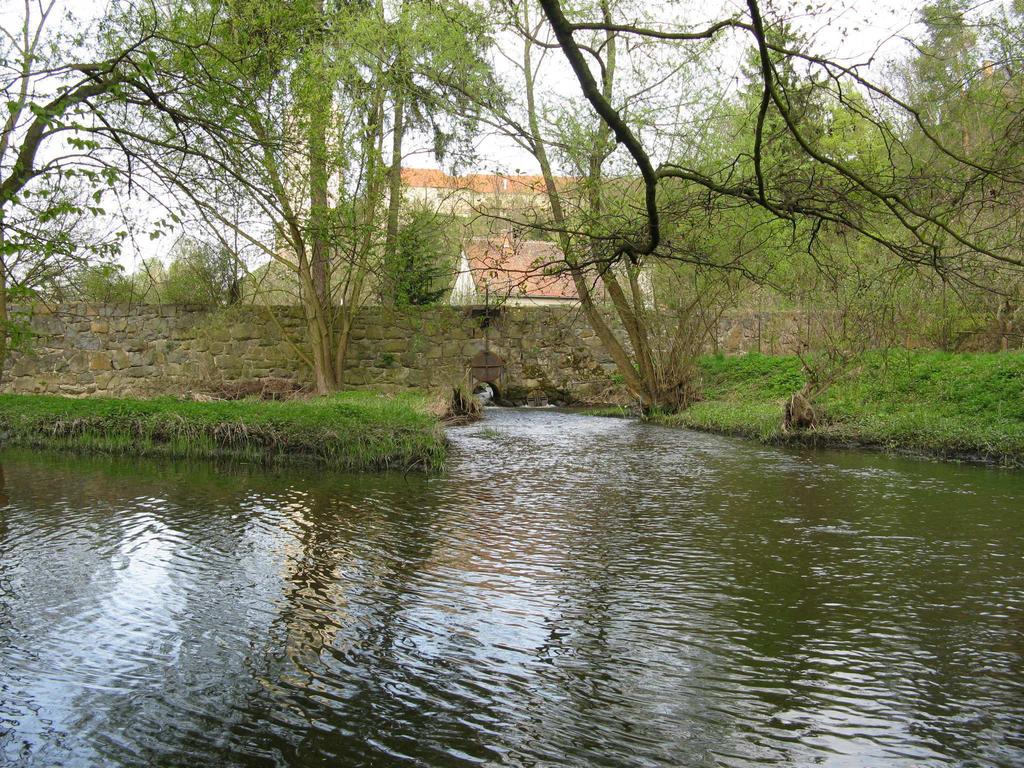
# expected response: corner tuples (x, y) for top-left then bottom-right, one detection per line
(0, 408), (1022, 767)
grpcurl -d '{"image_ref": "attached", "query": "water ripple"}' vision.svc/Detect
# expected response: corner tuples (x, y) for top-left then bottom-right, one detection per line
(0, 409), (1022, 767)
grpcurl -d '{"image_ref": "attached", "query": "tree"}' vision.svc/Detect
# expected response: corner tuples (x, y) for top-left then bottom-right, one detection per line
(490, 0), (746, 410)
(0, 0), (172, 375)
(384, 207), (459, 306)
(488, 0), (1024, 412)
(161, 238), (239, 306)
(75, 262), (135, 304)
(379, 1), (494, 304)
(115, 0), (497, 393)
(908, 0), (978, 130)
(103, 0), (383, 392)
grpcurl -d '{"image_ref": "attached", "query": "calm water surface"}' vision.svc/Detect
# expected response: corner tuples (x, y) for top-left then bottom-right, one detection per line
(1, 408), (1022, 767)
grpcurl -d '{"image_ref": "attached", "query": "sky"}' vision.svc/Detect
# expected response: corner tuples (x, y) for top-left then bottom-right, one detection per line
(3, 0), (1005, 268)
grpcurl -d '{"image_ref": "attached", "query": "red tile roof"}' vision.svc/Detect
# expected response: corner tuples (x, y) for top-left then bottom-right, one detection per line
(401, 168), (569, 194)
(463, 235), (578, 300)
(400, 167), (454, 189)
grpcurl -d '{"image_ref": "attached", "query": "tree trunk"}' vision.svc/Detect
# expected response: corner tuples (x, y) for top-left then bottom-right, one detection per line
(309, 120), (330, 308)
(311, 335), (337, 394)
(383, 90), (406, 304)
(519, 4), (653, 408)
(0, 254), (7, 386)
(333, 304), (355, 386)
(307, 115), (336, 394)
(307, 0), (330, 309)
(297, 248), (339, 395)
(305, 0), (335, 394)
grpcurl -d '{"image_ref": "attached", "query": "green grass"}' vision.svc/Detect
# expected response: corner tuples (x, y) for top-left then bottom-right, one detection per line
(0, 391), (446, 471)
(656, 351), (1024, 467)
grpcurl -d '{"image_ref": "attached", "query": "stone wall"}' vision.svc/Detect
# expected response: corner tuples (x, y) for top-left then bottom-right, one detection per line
(715, 310), (809, 356)
(0, 303), (620, 403)
(0, 303), (813, 402)
(1, 304), (294, 398)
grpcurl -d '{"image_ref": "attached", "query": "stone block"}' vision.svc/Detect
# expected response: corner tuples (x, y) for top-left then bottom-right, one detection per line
(129, 350), (155, 367)
(67, 351), (89, 373)
(461, 340), (487, 357)
(89, 352), (111, 371)
(230, 323), (260, 341)
(405, 370), (430, 388)
(8, 357), (35, 377)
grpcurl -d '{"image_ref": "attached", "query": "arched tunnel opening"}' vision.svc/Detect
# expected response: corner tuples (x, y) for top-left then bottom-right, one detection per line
(473, 381), (499, 405)
(470, 351), (504, 406)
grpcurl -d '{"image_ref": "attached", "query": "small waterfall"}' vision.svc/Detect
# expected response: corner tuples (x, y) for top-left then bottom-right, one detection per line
(474, 383), (496, 405)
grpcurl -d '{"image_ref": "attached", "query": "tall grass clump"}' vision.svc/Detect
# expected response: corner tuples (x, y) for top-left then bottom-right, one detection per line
(0, 391), (446, 471)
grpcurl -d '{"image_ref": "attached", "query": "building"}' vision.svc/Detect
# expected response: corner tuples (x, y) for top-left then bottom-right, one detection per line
(400, 167), (570, 216)
(450, 234), (579, 307)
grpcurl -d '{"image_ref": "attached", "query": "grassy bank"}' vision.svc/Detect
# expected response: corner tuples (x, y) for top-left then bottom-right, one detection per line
(654, 351), (1024, 467)
(0, 392), (445, 471)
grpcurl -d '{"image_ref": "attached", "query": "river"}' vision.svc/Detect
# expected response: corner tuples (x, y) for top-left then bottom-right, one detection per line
(1, 408), (1022, 767)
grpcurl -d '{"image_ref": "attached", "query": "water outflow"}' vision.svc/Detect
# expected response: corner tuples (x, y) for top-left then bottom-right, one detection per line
(473, 381), (495, 404)
(0, 409), (1022, 768)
